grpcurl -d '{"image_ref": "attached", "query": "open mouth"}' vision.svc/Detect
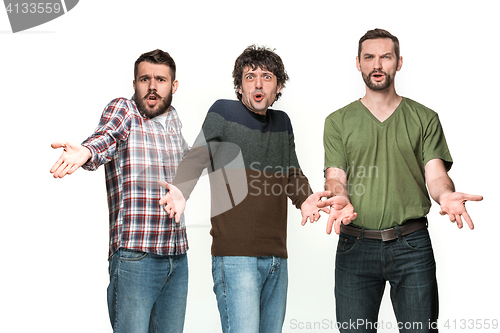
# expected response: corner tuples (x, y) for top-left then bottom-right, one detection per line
(371, 72), (385, 81)
(145, 92), (160, 106)
(253, 93), (264, 102)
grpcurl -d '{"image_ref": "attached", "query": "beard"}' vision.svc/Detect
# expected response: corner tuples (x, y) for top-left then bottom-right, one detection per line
(362, 69), (395, 91)
(134, 89), (173, 119)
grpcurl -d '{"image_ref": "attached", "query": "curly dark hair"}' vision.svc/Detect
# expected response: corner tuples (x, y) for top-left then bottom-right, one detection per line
(134, 49), (176, 81)
(358, 29), (400, 62)
(232, 45), (289, 102)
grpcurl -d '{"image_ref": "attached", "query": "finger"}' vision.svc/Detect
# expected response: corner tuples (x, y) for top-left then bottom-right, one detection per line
(59, 163), (72, 178)
(301, 215), (307, 226)
(50, 156), (65, 174)
(334, 219), (341, 235)
(68, 164), (80, 175)
(175, 212), (181, 223)
(317, 198), (334, 209)
(312, 213), (319, 223)
(462, 194), (483, 202)
(448, 213), (456, 223)
(342, 217), (352, 226)
(158, 181), (169, 189)
(462, 211), (474, 230)
(455, 214), (464, 229)
(439, 210), (446, 216)
(53, 162), (69, 178)
(326, 214), (334, 235)
(319, 206), (331, 214)
(51, 141), (67, 149)
(316, 190), (332, 199)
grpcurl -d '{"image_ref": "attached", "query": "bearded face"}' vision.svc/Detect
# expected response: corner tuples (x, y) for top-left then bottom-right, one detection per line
(134, 88), (173, 119)
(133, 62), (178, 119)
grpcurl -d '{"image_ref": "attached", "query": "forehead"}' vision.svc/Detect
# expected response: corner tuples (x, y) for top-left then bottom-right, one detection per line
(242, 65), (273, 74)
(136, 62), (172, 77)
(360, 38), (395, 55)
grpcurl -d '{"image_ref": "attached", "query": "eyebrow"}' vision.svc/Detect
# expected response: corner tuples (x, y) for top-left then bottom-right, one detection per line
(363, 52), (394, 57)
(138, 74), (168, 80)
(244, 70), (274, 76)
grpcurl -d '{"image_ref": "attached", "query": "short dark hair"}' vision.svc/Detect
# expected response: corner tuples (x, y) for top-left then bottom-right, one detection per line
(358, 28), (400, 61)
(232, 45), (289, 102)
(134, 49), (176, 81)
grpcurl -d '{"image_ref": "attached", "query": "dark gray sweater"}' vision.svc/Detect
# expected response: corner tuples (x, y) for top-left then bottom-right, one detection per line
(174, 99), (312, 258)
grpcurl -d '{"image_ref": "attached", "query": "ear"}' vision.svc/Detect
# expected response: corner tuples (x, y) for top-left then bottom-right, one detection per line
(133, 80), (136, 90)
(276, 83), (283, 94)
(171, 79), (179, 95)
(397, 56), (403, 71)
(356, 56), (362, 72)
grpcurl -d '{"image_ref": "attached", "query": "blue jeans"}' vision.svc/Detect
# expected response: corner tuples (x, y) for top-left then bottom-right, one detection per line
(212, 256), (288, 333)
(107, 249), (188, 333)
(335, 228), (438, 332)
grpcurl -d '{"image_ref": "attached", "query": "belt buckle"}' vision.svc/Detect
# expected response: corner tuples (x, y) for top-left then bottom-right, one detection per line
(381, 228), (396, 242)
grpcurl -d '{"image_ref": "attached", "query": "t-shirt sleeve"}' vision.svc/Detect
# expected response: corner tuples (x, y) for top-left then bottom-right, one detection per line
(422, 114), (453, 171)
(323, 115), (348, 172)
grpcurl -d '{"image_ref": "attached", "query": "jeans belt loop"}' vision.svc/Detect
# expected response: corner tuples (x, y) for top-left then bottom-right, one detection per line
(395, 225), (403, 242)
(358, 228), (365, 243)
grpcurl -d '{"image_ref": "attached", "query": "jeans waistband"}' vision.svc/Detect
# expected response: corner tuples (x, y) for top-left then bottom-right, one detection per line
(340, 217), (428, 242)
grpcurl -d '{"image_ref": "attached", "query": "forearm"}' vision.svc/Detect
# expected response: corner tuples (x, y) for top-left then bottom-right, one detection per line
(425, 158), (455, 205)
(288, 167), (313, 209)
(427, 174), (455, 205)
(325, 167), (350, 202)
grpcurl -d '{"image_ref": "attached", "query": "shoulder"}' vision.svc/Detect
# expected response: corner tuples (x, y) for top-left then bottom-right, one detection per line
(104, 97), (140, 118)
(401, 97), (438, 119)
(207, 99), (241, 118)
(325, 100), (361, 125)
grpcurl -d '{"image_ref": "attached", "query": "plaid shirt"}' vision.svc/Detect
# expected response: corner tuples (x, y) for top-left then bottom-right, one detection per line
(82, 97), (189, 257)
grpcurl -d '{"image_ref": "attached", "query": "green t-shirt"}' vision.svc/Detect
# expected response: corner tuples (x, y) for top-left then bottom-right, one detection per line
(323, 97), (453, 230)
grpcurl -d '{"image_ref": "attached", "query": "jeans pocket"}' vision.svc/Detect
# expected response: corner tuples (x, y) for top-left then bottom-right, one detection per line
(337, 233), (358, 254)
(118, 249), (149, 261)
(402, 229), (432, 251)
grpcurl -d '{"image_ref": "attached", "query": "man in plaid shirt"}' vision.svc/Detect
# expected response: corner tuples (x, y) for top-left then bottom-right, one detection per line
(50, 49), (190, 333)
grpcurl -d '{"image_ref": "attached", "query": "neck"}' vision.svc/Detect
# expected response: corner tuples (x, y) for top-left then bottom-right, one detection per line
(360, 86), (402, 122)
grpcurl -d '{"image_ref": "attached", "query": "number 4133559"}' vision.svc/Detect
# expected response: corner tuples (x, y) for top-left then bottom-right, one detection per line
(443, 319), (498, 330)
(5, 3), (62, 14)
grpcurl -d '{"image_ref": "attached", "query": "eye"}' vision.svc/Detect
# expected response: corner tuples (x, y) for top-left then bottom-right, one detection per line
(246, 75), (254, 80)
(264, 75), (272, 80)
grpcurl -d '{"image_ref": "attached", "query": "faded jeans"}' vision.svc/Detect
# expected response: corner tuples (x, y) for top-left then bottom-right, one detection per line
(107, 249), (188, 333)
(212, 256), (288, 333)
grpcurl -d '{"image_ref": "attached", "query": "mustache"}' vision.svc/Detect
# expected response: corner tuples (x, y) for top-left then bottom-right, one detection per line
(369, 70), (388, 77)
(144, 90), (162, 99)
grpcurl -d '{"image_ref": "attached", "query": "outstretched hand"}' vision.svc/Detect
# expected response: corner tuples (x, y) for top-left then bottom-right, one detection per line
(318, 196), (357, 235)
(300, 191), (332, 226)
(159, 182), (186, 223)
(439, 192), (483, 230)
(50, 141), (91, 178)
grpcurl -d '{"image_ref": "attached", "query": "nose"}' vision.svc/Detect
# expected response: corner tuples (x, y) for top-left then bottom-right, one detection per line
(373, 56), (382, 69)
(255, 76), (263, 89)
(148, 78), (157, 92)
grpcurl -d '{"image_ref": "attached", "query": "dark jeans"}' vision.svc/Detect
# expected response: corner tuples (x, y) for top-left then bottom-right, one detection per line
(335, 227), (438, 332)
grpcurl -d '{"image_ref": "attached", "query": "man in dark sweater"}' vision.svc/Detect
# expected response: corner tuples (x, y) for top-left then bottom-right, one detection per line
(160, 45), (329, 333)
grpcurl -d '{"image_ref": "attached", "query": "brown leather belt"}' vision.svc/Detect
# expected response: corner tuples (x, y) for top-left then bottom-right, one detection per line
(340, 217), (428, 242)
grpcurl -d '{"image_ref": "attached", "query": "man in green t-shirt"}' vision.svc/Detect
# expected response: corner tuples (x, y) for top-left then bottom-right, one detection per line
(320, 29), (482, 332)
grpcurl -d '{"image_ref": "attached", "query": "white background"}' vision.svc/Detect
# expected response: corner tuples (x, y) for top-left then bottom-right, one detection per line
(1, 1), (498, 332)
